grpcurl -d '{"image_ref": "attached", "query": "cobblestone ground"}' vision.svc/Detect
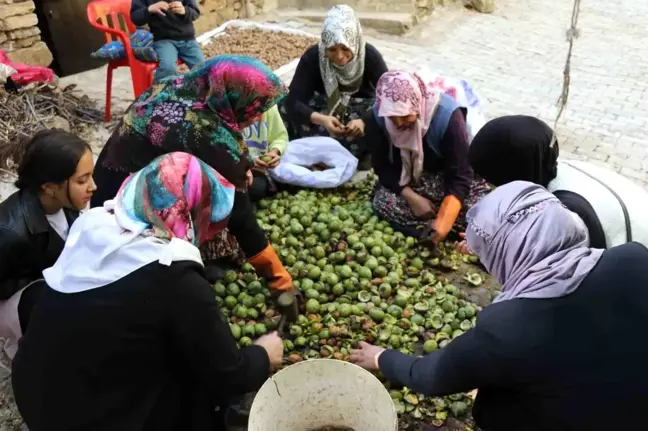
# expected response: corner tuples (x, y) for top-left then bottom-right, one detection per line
(279, 0), (648, 186)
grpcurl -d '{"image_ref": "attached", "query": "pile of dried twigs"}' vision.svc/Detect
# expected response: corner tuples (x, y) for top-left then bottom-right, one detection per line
(0, 83), (104, 146)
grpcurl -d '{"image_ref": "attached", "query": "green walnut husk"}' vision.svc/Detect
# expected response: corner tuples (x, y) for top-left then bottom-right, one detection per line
(219, 172), (490, 428)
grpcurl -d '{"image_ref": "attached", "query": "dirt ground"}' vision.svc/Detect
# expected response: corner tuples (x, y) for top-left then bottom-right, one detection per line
(0, 353), (24, 431)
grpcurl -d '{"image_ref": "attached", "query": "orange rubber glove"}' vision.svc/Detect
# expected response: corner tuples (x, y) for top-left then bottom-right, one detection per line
(432, 195), (462, 244)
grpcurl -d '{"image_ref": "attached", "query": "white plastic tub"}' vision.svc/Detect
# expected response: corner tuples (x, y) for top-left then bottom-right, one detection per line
(248, 359), (398, 431)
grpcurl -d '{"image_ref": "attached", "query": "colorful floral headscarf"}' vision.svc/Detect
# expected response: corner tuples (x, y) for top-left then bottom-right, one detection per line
(116, 152), (235, 247)
(189, 55), (287, 133)
(107, 55), (287, 190)
(376, 70), (441, 186)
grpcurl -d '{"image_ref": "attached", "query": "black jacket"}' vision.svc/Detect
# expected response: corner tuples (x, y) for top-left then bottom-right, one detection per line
(283, 43), (388, 126)
(131, 0), (200, 41)
(12, 260), (271, 431)
(0, 190), (78, 300)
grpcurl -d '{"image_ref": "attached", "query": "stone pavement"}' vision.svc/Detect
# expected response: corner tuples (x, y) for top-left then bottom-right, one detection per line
(274, 0), (648, 186)
(6, 0), (641, 200)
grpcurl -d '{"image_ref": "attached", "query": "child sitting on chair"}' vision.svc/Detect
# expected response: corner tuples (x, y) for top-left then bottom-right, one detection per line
(131, 0), (205, 82)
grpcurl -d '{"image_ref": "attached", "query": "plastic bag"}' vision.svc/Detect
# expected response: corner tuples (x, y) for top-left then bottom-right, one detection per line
(0, 63), (16, 85)
(269, 136), (358, 188)
(417, 68), (487, 142)
(429, 74), (486, 141)
(0, 50), (55, 86)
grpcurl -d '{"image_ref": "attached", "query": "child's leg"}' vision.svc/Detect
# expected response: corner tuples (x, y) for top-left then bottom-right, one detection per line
(153, 40), (179, 82)
(177, 40), (206, 70)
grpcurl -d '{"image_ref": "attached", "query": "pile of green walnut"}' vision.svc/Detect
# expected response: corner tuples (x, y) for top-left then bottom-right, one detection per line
(213, 172), (492, 430)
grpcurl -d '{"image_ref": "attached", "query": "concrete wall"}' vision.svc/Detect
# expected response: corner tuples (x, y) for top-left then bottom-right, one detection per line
(0, 0), (52, 67)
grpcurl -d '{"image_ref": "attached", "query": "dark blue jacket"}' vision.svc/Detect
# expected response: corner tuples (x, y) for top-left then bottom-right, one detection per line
(131, 0), (200, 41)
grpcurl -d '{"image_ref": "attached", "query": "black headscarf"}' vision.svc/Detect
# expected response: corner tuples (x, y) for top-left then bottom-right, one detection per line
(469, 115), (559, 187)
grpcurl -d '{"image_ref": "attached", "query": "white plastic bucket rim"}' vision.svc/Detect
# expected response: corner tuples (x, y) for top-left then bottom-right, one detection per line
(248, 358), (398, 431)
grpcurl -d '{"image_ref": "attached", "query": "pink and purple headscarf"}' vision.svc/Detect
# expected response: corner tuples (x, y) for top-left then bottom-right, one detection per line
(466, 181), (604, 302)
(375, 70), (441, 186)
(117, 152), (235, 247)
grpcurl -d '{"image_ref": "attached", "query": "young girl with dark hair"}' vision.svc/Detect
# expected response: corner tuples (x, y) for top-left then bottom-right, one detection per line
(0, 128), (96, 359)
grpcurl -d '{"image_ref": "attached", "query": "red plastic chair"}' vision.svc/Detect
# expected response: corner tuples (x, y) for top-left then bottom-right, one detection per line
(87, 0), (157, 122)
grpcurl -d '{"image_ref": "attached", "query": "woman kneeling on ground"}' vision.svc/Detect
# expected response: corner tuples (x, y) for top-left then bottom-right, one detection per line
(91, 55), (296, 297)
(12, 152), (284, 431)
(281, 4), (388, 167)
(366, 70), (490, 243)
(0, 129), (95, 359)
(351, 181), (648, 431)
(468, 115), (648, 248)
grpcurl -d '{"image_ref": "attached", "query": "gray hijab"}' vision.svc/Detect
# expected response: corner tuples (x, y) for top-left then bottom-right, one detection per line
(466, 181), (604, 303)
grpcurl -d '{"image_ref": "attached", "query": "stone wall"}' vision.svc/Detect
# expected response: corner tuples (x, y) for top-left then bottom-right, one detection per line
(0, 0), (52, 67)
(194, 0), (272, 35)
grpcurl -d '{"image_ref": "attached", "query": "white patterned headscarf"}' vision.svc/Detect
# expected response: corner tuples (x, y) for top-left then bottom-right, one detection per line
(319, 4), (366, 115)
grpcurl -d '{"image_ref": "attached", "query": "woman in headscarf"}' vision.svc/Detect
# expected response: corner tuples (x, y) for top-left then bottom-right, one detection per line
(91, 55), (296, 297)
(351, 181), (648, 431)
(281, 4), (388, 167)
(366, 70), (490, 243)
(12, 153), (285, 431)
(468, 115), (648, 248)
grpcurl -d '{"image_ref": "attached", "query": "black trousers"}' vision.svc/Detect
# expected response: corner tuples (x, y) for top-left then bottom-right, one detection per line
(17, 280), (47, 334)
(229, 190), (268, 257)
(248, 172), (270, 203)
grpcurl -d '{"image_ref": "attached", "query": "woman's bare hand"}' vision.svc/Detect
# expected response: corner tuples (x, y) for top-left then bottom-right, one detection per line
(254, 332), (284, 367)
(349, 341), (385, 371)
(454, 233), (473, 255)
(345, 119), (365, 138)
(402, 187), (435, 219)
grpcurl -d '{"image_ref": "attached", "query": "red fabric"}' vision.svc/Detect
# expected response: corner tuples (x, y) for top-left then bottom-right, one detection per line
(0, 50), (55, 86)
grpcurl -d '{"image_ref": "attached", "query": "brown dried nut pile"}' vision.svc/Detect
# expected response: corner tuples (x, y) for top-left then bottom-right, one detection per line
(202, 27), (318, 70)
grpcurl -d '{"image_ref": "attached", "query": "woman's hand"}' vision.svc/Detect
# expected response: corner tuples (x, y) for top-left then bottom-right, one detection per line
(402, 187), (435, 219)
(311, 112), (346, 137)
(246, 170), (254, 187)
(255, 149), (281, 170)
(345, 119), (365, 138)
(454, 233), (473, 255)
(322, 116), (347, 137)
(350, 341), (385, 371)
(254, 332), (284, 367)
